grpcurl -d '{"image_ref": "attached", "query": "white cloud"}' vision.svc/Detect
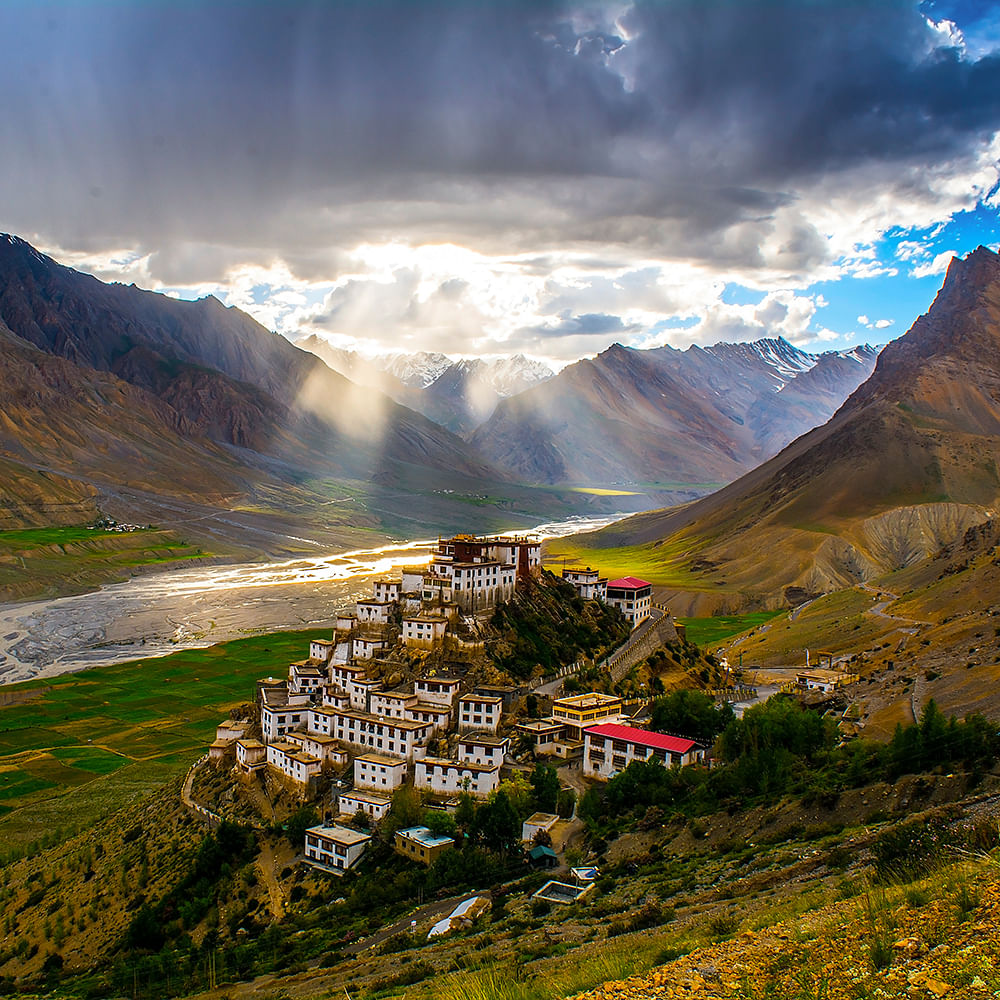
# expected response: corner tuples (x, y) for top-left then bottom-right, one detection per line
(911, 250), (958, 278)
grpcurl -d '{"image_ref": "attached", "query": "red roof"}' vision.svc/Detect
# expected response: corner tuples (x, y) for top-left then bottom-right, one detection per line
(586, 723), (697, 754)
(606, 576), (651, 590)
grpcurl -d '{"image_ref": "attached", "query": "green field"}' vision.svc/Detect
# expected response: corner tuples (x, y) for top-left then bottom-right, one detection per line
(679, 611), (787, 648)
(0, 629), (319, 849)
(0, 524), (208, 602)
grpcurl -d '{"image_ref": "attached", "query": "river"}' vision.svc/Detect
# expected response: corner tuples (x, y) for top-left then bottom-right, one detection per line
(0, 512), (626, 684)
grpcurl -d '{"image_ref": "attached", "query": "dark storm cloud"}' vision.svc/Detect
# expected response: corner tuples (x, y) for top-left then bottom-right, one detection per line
(0, 0), (997, 274)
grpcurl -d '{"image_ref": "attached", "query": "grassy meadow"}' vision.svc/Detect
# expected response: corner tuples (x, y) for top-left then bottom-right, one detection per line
(0, 629), (318, 851)
(0, 524), (207, 601)
(678, 610), (787, 648)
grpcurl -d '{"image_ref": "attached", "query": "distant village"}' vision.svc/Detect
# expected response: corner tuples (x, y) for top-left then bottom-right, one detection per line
(205, 532), (709, 877)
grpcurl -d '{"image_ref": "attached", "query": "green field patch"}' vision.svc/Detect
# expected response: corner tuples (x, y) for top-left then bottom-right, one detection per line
(0, 770), (58, 801)
(0, 628), (317, 834)
(0, 727), (76, 753)
(21, 753), (97, 787)
(679, 611), (787, 648)
(50, 746), (130, 775)
(0, 525), (134, 549)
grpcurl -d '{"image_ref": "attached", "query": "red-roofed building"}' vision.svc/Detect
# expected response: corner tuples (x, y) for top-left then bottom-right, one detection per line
(583, 723), (705, 779)
(605, 577), (652, 625)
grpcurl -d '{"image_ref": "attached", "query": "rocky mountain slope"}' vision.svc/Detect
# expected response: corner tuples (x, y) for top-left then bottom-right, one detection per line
(296, 336), (554, 433)
(0, 235), (540, 548)
(565, 247), (1000, 608)
(470, 338), (877, 491)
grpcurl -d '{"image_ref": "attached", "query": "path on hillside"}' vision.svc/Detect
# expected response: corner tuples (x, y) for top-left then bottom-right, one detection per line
(255, 839), (286, 921)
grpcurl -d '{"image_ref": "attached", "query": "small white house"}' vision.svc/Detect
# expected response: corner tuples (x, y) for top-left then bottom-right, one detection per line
(235, 738), (266, 773)
(456, 734), (509, 768)
(335, 613), (358, 633)
(352, 634), (386, 660)
(413, 757), (500, 798)
(369, 690), (418, 719)
(561, 567), (608, 601)
(283, 731), (346, 767)
(304, 824), (371, 874)
(357, 599), (393, 625)
(266, 742), (323, 787)
(522, 812), (560, 844)
(289, 661), (326, 698)
(215, 720), (248, 743)
(413, 677), (461, 707)
(337, 790), (392, 822)
(457, 694), (502, 733)
(605, 577), (653, 626)
(309, 639), (335, 662)
(372, 578), (401, 603)
(402, 614), (449, 648)
(347, 677), (383, 712)
(354, 753), (408, 791)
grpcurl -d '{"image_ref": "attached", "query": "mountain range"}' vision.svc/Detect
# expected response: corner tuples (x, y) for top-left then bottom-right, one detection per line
(0, 232), (880, 556)
(295, 337), (553, 434)
(568, 245), (1000, 610)
(469, 338), (879, 493)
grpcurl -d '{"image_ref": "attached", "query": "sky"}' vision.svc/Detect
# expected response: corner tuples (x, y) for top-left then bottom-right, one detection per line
(1, 0), (998, 370)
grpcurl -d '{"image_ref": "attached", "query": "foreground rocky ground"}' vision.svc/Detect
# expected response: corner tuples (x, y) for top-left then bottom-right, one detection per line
(572, 860), (1000, 1000)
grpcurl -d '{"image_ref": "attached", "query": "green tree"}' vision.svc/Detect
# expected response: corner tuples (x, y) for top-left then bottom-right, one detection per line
(423, 809), (457, 838)
(454, 792), (477, 831)
(285, 807), (320, 849)
(473, 791), (521, 853)
(650, 689), (734, 745)
(530, 763), (560, 813)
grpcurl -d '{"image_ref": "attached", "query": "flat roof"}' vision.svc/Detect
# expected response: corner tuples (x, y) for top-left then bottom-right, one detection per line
(419, 757), (499, 774)
(586, 723), (697, 754)
(524, 812), (559, 826)
(286, 731), (339, 745)
(416, 676), (460, 685)
(237, 738), (264, 749)
(339, 790), (392, 805)
(307, 824), (371, 846)
(459, 734), (509, 746)
(553, 692), (622, 709)
(516, 720), (563, 732)
(322, 708), (432, 731)
(397, 826), (456, 849)
(355, 753), (407, 767)
(459, 694), (502, 704)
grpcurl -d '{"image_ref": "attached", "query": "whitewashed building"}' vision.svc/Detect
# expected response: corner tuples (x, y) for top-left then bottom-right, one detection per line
(369, 690), (418, 720)
(413, 757), (500, 798)
(605, 578), (653, 626)
(456, 734), (509, 768)
(402, 614), (448, 648)
(357, 599), (393, 625)
(337, 790), (392, 822)
(372, 578), (401, 603)
(352, 634), (386, 661)
(582, 723), (704, 780)
(283, 731), (346, 767)
(266, 741), (323, 786)
(235, 738), (266, 773)
(304, 824), (371, 874)
(414, 677), (461, 707)
(354, 753), (408, 791)
(561, 567), (608, 601)
(457, 694), (502, 733)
